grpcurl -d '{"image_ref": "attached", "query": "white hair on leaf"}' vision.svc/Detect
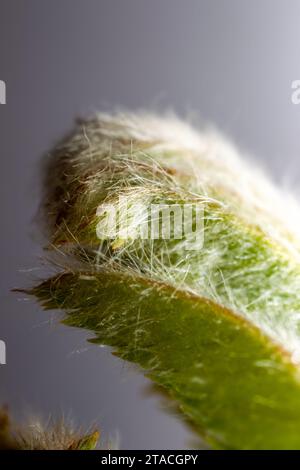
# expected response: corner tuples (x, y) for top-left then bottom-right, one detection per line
(42, 112), (300, 363)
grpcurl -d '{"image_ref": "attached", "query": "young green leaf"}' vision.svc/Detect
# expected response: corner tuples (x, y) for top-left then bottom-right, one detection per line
(25, 112), (300, 449)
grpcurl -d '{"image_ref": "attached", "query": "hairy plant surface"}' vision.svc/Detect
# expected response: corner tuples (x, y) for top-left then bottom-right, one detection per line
(25, 112), (300, 449)
(0, 407), (99, 450)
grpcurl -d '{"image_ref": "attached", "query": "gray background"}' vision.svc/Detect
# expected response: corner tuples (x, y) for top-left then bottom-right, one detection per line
(1, 0), (300, 449)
